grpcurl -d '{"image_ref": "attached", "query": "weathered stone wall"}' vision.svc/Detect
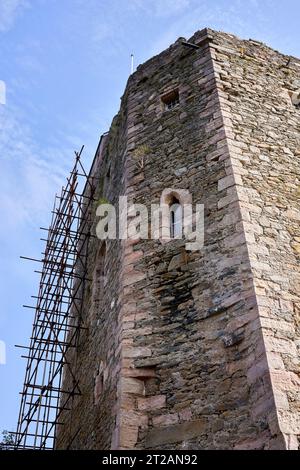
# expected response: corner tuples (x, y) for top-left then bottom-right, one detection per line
(56, 28), (299, 450)
(209, 29), (300, 449)
(116, 29), (283, 451)
(56, 107), (129, 448)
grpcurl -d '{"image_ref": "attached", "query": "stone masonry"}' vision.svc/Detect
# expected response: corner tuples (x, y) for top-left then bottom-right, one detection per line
(55, 28), (300, 450)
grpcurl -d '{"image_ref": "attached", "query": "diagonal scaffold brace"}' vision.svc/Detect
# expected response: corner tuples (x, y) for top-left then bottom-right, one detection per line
(14, 146), (98, 450)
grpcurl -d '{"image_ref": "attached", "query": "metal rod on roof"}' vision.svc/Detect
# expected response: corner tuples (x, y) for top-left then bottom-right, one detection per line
(181, 40), (200, 50)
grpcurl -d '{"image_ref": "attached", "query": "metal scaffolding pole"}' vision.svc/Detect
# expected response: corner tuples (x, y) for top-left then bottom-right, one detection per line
(14, 146), (98, 450)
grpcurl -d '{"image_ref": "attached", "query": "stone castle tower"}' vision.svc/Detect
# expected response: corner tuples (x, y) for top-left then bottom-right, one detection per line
(56, 28), (300, 450)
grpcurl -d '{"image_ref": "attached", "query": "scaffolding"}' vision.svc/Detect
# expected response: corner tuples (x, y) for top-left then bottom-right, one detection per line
(14, 146), (97, 449)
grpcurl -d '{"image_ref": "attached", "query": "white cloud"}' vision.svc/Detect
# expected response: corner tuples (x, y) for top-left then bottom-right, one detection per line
(71, 0), (194, 63)
(72, 0), (270, 69)
(154, 0), (191, 17)
(0, 0), (275, 235)
(0, 0), (29, 33)
(0, 103), (71, 232)
(0, 90), (101, 236)
(147, 0), (269, 58)
(129, 0), (192, 17)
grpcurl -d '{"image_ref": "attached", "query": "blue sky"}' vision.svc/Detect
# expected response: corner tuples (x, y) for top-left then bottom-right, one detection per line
(0, 0), (299, 435)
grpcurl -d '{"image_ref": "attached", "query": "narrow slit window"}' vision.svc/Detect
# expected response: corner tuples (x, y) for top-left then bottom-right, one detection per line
(161, 89), (179, 111)
(92, 242), (106, 314)
(94, 361), (105, 405)
(94, 372), (103, 405)
(169, 196), (182, 238)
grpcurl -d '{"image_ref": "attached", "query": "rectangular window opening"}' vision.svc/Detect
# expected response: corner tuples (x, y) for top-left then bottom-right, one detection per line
(161, 89), (179, 111)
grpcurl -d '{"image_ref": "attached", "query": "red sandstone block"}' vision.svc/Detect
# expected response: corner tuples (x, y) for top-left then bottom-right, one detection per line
(267, 352), (284, 370)
(273, 390), (289, 411)
(122, 346), (152, 358)
(152, 413), (179, 426)
(271, 370), (300, 392)
(123, 271), (146, 286)
(121, 301), (136, 315)
(124, 250), (144, 266)
(284, 434), (299, 450)
(119, 425), (139, 448)
(120, 410), (148, 428)
(122, 367), (156, 379)
(121, 264), (134, 275)
(120, 377), (145, 395)
(137, 395), (166, 411)
(124, 238), (141, 248)
(179, 408), (193, 422)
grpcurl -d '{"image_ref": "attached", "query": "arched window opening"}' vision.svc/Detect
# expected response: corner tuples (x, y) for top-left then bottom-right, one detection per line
(160, 188), (191, 244)
(169, 196), (183, 238)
